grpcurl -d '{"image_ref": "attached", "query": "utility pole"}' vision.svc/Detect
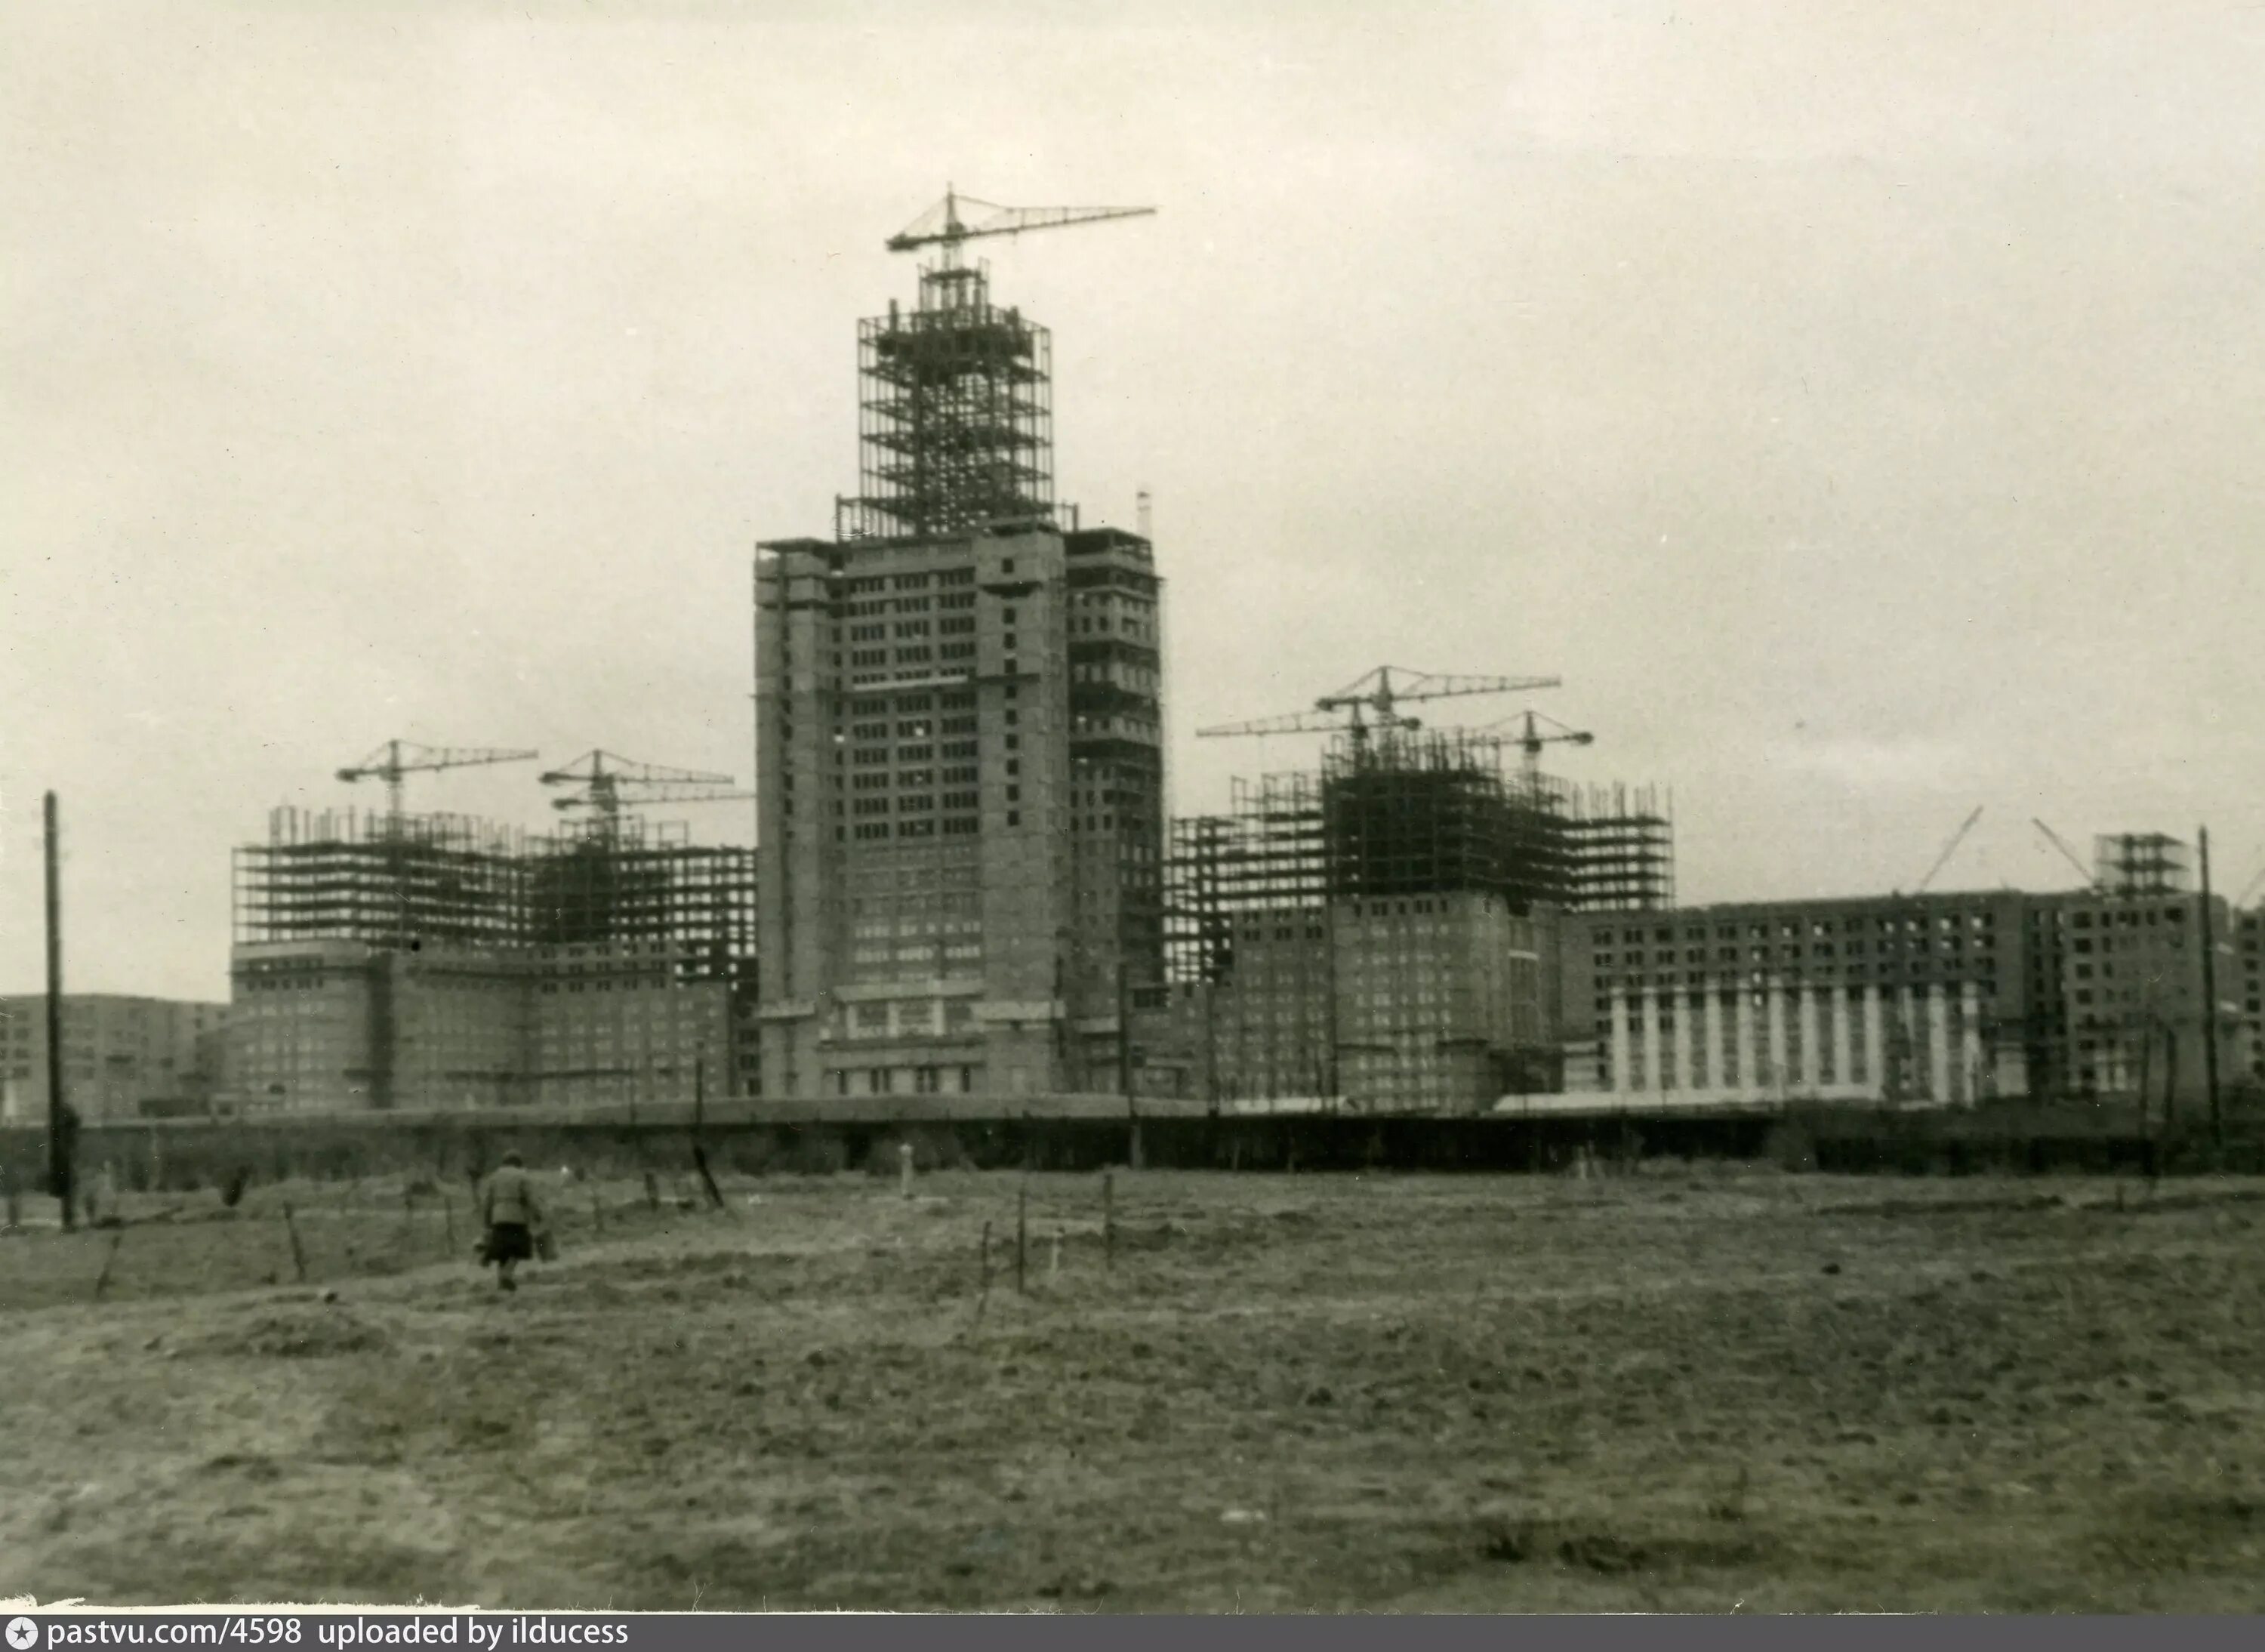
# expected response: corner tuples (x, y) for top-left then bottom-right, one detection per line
(2199, 825), (2223, 1148)
(45, 792), (73, 1231)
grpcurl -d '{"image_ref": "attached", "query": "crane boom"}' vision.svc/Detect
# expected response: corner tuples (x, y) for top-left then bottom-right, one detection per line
(1201, 665), (1565, 750)
(2031, 818), (2099, 889)
(1197, 707), (1370, 741)
(886, 188), (1157, 258)
(1914, 806), (1984, 894)
(1314, 667), (1562, 719)
(335, 739), (538, 833)
(539, 750), (735, 791)
(554, 785), (756, 812)
(540, 750), (740, 840)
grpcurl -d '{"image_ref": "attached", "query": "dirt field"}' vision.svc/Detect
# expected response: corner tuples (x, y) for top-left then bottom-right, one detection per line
(5, 1163), (2265, 1611)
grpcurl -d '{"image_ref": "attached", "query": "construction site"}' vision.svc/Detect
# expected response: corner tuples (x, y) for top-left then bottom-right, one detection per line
(109, 192), (2265, 1129)
(1142, 676), (1678, 1113)
(223, 745), (758, 1114)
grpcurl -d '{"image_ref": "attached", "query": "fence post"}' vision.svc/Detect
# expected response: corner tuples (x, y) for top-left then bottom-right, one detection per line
(282, 1201), (308, 1284)
(1015, 1185), (1028, 1296)
(1103, 1170), (1115, 1273)
(899, 1141), (916, 1200)
(93, 1228), (125, 1301)
(977, 1219), (993, 1321)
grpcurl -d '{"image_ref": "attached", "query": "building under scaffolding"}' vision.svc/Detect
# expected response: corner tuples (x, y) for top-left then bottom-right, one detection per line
(225, 808), (757, 1114)
(1152, 730), (1676, 1112)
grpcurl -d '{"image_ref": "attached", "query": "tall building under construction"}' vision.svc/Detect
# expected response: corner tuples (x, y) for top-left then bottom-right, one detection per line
(753, 203), (1162, 1101)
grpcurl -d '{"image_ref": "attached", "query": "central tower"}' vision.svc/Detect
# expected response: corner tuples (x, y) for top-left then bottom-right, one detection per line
(753, 192), (1160, 1105)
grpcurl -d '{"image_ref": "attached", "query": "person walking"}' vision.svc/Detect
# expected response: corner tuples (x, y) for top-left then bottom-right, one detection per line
(479, 1151), (545, 1292)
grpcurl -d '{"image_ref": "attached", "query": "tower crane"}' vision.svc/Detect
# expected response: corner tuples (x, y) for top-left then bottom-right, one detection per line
(2031, 818), (2102, 891)
(1483, 709), (1595, 791)
(1197, 666), (1564, 753)
(540, 750), (739, 842)
(336, 739), (539, 837)
(886, 187), (1156, 267)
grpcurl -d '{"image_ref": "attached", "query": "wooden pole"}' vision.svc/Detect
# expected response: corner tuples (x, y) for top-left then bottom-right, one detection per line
(93, 1228), (124, 1301)
(282, 1200), (308, 1283)
(977, 1219), (992, 1321)
(1103, 1170), (1115, 1272)
(45, 791), (74, 1231)
(2199, 825), (2223, 1148)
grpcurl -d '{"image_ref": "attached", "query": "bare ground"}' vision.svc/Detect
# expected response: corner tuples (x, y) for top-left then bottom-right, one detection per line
(5, 1165), (2265, 1611)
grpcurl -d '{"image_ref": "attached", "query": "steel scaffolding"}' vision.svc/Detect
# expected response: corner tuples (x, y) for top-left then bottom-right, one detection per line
(234, 807), (755, 979)
(837, 261), (1054, 541)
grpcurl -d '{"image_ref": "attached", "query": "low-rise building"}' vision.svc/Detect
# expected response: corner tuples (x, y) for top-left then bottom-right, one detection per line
(0, 994), (228, 1123)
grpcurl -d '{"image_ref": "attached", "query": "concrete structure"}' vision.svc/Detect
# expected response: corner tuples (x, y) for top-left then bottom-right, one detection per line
(223, 808), (755, 1114)
(2026, 887), (2248, 1111)
(226, 938), (735, 1116)
(1561, 893), (2032, 1108)
(1558, 885), (2254, 1111)
(1154, 732), (1601, 1113)
(753, 257), (1163, 1102)
(0, 994), (227, 1123)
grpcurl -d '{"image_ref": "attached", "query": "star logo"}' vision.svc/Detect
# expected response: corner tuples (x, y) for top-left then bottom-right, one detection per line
(6, 1618), (39, 1650)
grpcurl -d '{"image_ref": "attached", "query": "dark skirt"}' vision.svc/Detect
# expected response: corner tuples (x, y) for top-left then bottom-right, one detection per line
(485, 1222), (535, 1265)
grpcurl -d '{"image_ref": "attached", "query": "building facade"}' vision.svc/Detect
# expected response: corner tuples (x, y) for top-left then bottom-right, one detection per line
(0, 994), (228, 1123)
(1558, 883), (2254, 1111)
(1561, 893), (2033, 1108)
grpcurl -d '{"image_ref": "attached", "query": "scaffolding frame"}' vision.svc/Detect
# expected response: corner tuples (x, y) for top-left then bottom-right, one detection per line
(234, 807), (756, 982)
(2095, 832), (2191, 898)
(1561, 783), (1676, 912)
(1320, 729), (1564, 909)
(837, 260), (1054, 541)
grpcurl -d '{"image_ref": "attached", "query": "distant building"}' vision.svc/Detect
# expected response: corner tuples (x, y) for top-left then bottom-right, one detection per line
(0, 994), (227, 1123)
(1558, 878), (2254, 1111)
(1561, 893), (2034, 1108)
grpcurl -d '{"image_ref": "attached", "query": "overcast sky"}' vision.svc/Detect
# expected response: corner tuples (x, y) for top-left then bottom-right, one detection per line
(6, 0), (2263, 1000)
